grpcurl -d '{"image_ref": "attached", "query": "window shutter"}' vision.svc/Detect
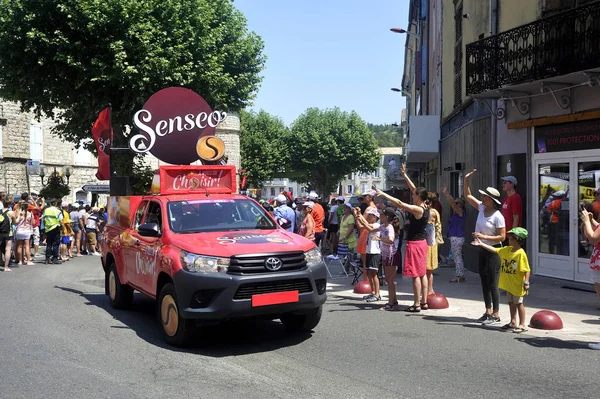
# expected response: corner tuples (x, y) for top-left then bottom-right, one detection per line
(29, 124), (43, 161)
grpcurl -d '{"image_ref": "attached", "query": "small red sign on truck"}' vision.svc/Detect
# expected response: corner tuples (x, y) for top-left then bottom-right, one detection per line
(100, 165), (327, 347)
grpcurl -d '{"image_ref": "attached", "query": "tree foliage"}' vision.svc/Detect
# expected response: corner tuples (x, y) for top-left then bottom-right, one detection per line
(39, 171), (71, 201)
(288, 108), (380, 197)
(367, 123), (403, 147)
(0, 0), (266, 156)
(240, 109), (290, 188)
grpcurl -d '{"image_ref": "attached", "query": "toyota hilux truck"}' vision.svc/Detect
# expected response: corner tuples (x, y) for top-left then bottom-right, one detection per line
(99, 165), (327, 346)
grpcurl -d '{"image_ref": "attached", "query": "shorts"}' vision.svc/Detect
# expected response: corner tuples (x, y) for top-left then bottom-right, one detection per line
(61, 236), (72, 245)
(507, 292), (525, 304)
(403, 239), (427, 278)
(32, 227), (40, 246)
(86, 231), (97, 246)
(365, 253), (381, 271)
(590, 269), (600, 284)
(72, 224), (81, 233)
(328, 224), (339, 233)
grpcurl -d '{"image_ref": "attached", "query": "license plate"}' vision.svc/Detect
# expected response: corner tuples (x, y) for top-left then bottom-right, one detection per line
(251, 291), (299, 307)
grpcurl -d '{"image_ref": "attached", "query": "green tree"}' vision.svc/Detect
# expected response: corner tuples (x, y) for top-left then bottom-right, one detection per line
(240, 109), (290, 188)
(39, 171), (71, 201)
(0, 0), (266, 167)
(367, 123), (403, 147)
(289, 108), (380, 197)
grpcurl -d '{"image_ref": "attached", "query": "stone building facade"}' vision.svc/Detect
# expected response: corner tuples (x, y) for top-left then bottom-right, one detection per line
(0, 99), (241, 204)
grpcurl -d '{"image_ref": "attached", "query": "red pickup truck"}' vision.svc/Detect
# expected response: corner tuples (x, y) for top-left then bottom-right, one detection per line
(100, 165), (327, 346)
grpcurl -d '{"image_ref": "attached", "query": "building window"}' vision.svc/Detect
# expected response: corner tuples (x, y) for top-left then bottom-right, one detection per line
(29, 123), (43, 161)
(288, 187), (293, 195)
(74, 147), (93, 166)
(270, 188), (275, 196)
(346, 184), (353, 194)
(361, 183), (367, 193)
(453, 1), (463, 108)
(373, 169), (380, 178)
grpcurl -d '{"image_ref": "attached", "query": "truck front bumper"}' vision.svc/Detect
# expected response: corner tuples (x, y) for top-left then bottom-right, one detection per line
(172, 262), (327, 323)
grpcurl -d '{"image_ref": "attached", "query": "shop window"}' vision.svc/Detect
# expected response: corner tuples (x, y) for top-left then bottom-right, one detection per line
(538, 162), (570, 256)
(577, 160), (600, 259)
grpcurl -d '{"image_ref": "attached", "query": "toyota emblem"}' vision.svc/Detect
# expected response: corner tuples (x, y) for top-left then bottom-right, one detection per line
(264, 257), (283, 271)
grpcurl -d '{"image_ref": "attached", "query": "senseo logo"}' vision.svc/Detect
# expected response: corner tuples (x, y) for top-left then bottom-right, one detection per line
(129, 87), (227, 164)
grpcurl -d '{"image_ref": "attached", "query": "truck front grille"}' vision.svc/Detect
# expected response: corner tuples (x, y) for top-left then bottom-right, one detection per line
(227, 251), (306, 274)
(233, 278), (313, 300)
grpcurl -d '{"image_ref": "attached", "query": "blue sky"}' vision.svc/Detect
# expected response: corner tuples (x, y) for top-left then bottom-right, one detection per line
(234, 0), (408, 127)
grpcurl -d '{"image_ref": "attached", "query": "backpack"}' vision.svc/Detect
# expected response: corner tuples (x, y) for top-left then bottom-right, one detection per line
(0, 210), (11, 234)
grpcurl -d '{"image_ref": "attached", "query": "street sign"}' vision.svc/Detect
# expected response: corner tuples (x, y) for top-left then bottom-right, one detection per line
(26, 160), (40, 175)
(82, 184), (110, 193)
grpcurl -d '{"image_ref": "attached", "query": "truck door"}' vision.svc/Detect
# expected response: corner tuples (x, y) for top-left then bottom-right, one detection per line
(134, 200), (163, 296)
(121, 200), (148, 287)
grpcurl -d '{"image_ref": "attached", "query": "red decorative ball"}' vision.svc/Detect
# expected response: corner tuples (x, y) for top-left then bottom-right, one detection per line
(353, 281), (372, 294)
(426, 293), (449, 309)
(529, 310), (563, 330)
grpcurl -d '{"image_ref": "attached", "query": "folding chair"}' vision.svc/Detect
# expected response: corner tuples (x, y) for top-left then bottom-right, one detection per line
(324, 255), (348, 279)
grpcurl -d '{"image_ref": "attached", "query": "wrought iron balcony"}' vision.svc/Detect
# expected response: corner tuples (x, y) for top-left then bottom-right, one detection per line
(466, 2), (600, 95)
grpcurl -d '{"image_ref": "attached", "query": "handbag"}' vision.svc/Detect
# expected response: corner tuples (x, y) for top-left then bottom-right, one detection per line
(425, 222), (435, 246)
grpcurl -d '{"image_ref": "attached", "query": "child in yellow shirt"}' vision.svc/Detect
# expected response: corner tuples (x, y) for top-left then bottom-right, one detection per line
(473, 227), (531, 333)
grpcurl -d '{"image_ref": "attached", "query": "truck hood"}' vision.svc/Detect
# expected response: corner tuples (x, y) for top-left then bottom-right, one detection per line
(168, 229), (317, 256)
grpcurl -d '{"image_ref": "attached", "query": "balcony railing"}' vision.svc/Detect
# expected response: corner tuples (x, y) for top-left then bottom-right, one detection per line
(466, 2), (600, 95)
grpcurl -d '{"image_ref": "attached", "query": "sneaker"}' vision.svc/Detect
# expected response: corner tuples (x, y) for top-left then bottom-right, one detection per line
(362, 294), (375, 299)
(476, 313), (489, 323)
(365, 295), (381, 303)
(481, 315), (501, 326)
(589, 342), (600, 350)
(92, 252), (101, 256)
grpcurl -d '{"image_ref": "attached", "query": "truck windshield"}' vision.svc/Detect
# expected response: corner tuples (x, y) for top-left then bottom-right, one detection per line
(167, 199), (277, 233)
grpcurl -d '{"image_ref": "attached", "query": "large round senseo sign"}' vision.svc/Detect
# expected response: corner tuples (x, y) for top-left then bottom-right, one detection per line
(130, 87), (227, 165)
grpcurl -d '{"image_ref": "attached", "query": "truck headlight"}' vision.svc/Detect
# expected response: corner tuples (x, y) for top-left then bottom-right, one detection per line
(180, 250), (230, 273)
(304, 248), (323, 267)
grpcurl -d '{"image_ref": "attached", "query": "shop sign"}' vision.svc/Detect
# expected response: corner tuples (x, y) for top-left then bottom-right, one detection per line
(535, 119), (600, 153)
(130, 87), (227, 164)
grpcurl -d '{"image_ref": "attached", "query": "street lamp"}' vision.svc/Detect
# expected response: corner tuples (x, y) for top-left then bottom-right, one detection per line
(39, 166), (47, 185)
(63, 165), (73, 185)
(391, 87), (412, 97)
(390, 27), (420, 39)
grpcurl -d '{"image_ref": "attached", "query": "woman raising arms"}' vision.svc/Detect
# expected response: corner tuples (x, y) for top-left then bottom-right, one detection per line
(376, 163), (429, 312)
(464, 169), (506, 325)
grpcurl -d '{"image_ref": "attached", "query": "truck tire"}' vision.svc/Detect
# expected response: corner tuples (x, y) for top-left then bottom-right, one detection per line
(158, 283), (192, 347)
(280, 306), (322, 332)
(106, 262), (133, 309)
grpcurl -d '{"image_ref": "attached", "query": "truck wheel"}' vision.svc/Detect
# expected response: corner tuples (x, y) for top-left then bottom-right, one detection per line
(158, 283), (192, 347)
(280, 306), (322, 332)
(106, 262), (133, 309)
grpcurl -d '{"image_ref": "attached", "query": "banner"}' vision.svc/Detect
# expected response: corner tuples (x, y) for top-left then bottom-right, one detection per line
(92, 106), (112, 180)
(535, 119), (600, 153)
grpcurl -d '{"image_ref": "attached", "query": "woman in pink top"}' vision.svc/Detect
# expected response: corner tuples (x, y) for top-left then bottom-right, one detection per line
(14, 201), (34, 265)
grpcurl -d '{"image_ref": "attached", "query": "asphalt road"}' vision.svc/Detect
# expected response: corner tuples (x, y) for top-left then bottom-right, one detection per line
(1, 257), (599, 399)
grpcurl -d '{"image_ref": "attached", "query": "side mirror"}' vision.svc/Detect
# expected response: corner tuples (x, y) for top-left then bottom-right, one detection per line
(138, 223), (161, 237)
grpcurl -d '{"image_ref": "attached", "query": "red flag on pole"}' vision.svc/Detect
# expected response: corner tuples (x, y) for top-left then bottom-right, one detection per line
(91, 106), (112, 180)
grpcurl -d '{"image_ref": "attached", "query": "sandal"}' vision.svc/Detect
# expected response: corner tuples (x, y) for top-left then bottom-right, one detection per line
(404, 305), (421, 313)
(381, 303), (397, 311)
(420, 302), (429, 310)
(501, 323), (516, 330)
(512, 327), (528, 333)
(366, 295), (381, 303)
